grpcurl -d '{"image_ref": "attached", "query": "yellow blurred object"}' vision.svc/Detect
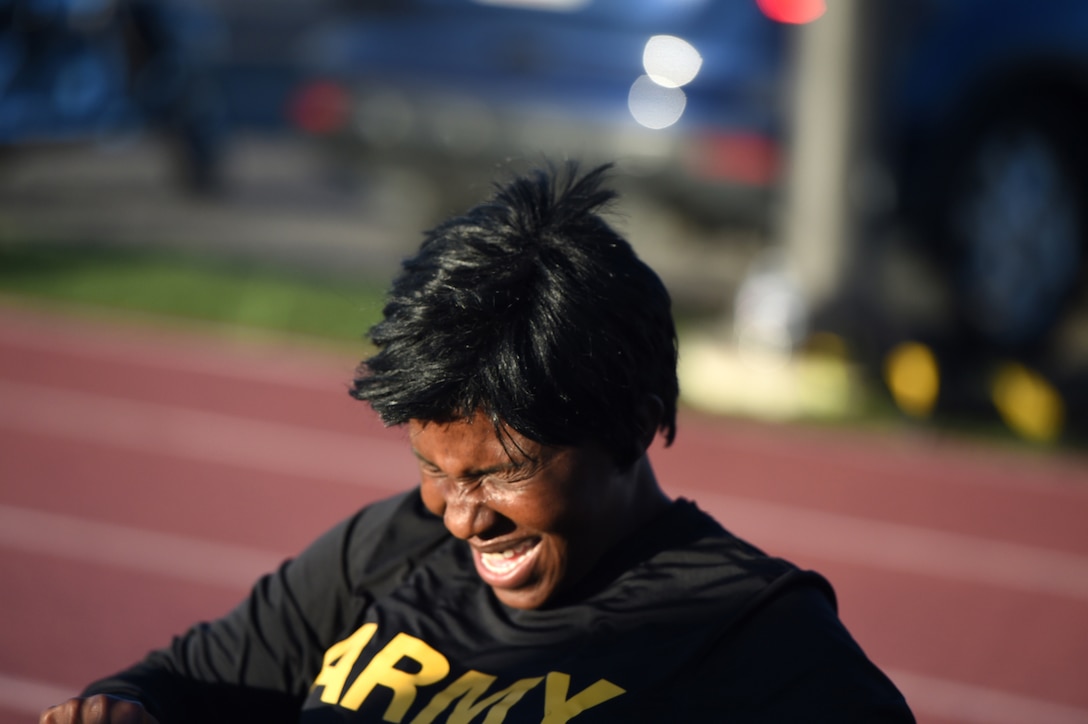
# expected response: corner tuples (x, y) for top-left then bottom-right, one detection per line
(991, 362), (1064, 443)
(883, 342), (940, 418)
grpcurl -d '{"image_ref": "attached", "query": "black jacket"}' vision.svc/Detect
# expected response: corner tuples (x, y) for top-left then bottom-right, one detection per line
(85, 490), (914, 722)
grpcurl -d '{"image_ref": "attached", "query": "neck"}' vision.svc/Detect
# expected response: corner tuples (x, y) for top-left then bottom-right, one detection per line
(545, 458), (674, 608)
(623, 456), (673, 536)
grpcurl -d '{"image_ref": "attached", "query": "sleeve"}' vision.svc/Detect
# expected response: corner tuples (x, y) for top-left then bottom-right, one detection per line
(675, 571), (916, 723)
(81, 489), (445, 724)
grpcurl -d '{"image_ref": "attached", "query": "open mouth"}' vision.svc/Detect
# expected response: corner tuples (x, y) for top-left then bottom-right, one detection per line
(473, 538), (541, 587)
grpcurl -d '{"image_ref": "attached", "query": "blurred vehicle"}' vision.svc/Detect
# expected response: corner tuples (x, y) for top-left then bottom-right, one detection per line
(849, 0), (1088, 441)
(291, 0), (1087, 386)
(0, 0), (229, 191)
(290, 0), (788, 228)
(879, 0), (1088, 362)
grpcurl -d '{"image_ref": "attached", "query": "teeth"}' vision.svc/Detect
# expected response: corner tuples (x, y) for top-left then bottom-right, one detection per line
(480, 540), (536, 571)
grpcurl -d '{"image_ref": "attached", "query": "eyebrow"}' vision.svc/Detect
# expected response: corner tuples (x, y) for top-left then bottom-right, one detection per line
(410, 449), (534, 479)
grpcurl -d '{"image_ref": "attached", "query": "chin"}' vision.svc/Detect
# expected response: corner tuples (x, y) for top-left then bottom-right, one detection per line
(494, 588), (549, 610)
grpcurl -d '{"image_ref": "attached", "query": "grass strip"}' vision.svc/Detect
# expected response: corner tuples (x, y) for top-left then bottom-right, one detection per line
(0, 242), (387, 343)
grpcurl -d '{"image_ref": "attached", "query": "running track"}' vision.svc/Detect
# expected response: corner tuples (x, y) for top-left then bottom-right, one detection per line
(1, 305), (1086, 724)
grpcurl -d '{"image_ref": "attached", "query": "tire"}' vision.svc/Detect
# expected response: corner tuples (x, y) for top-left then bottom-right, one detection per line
(937, 103), (1085, 353)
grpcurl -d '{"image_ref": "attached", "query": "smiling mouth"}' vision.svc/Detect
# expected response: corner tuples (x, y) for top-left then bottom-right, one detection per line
(474, 538), (541, 586)
(480, 539), (537, 572)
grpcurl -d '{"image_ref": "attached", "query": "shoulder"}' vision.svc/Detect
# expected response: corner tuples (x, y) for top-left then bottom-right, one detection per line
(340, 489), (450, 591)
(290, 488), (450, 598)
(659, 502), (914, 721)
(632, 500), (812, 610)
(637, 502), (914, 720)
(690, 577), (914, 721)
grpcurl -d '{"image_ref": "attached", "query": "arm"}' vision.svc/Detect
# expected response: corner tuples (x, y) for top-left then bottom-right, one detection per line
(55, 491), (444, 724)
(76, 516), (363, 724)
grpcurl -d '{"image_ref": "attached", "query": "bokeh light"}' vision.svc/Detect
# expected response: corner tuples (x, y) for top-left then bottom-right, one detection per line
(642, 34), (702, 89)
(756, 0), (826, 25)
(991, 362), (1065, 443)
(628, 75), (687, 130)
(883, 342), (940, 419)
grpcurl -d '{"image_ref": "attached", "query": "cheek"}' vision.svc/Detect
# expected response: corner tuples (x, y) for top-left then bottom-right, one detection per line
(419, 479), (446, 517)
(492, 488), (563, 533)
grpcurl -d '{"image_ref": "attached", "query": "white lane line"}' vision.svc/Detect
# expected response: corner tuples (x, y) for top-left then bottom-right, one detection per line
(0, 505), (283, 589)
(686, 489), (1088, 601)
(0, 379), (415, 490)
(0, 304), (355, 392)
(4, 380), (1088, 601)
(889, 668), (1088, 724)
(0, 672), (77, 716)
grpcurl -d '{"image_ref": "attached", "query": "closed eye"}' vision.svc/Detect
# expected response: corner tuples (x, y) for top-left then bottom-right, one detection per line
(482, 464), (539, 490)
(418, 462), (444, 477)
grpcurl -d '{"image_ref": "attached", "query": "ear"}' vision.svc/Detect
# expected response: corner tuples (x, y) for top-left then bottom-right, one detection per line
(636, 394), (665, 452)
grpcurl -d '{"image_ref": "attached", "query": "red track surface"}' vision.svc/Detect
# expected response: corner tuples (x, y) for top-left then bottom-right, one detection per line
(2, 305), (1086, 724)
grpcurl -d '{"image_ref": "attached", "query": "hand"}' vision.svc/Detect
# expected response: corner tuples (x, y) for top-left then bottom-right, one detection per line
(39, 694), (160, 724)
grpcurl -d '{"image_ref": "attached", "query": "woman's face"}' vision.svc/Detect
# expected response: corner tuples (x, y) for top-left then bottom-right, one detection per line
(410, 413), (643, 610)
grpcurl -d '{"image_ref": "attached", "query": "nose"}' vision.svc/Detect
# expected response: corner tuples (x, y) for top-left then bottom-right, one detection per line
(441, 484), (499, 541)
